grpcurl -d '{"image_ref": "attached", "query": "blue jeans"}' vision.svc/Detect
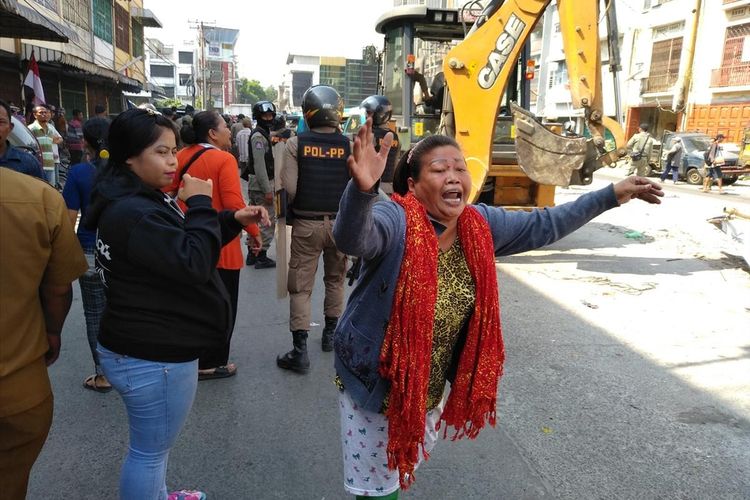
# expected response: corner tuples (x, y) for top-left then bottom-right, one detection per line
(97, 344), (198, 500)
(660, 164), (679, 182)
(42, 167), (56, 187)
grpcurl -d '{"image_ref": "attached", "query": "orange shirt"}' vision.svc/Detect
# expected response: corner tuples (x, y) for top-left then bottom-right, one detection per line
(167, 144), (257, 270)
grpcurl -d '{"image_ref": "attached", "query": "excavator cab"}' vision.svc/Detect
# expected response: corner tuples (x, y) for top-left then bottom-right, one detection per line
(375, 1), (626, 208)
(376, 4), (560, 207)
(376, 6), (461, 145)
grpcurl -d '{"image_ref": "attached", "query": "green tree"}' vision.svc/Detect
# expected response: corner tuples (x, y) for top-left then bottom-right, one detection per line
(155, 98), (183, 109)
(264, 85), (278, 103)
(237, 78), (268, 104)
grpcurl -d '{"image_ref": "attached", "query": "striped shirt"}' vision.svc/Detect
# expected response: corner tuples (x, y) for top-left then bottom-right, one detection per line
(27, 121), (61, 170)
(236, 127), (252, 162)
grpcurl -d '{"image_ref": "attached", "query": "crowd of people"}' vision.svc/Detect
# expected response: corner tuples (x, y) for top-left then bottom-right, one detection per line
(2, 101), (110, 189)
(1, 90), (664, 500)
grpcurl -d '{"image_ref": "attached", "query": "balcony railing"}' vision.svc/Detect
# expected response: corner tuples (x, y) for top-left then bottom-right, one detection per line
(644, 73), (678, 93)
(710, 64), (750, 87)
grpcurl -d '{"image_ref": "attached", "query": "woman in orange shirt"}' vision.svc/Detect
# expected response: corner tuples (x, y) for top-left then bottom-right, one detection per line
(167, 110), (263, 380)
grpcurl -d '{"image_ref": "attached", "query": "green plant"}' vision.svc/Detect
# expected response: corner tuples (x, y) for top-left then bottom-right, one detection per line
(155, 98), (183, 109)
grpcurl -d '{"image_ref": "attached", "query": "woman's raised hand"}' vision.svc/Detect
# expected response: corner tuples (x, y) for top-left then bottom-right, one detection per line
(178, 173), (213, 202)
(347, 118), (393, 192)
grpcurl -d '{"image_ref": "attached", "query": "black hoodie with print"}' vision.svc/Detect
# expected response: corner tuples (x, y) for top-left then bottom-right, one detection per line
(86, 171), (244, 362)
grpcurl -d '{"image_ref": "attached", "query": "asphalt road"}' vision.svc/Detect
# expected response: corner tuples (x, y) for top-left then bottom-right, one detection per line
(27, 172), (750, 499)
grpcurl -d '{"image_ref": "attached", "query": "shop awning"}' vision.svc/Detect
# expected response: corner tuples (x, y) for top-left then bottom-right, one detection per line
(0, 0), (79, 43)
(130, 6), (162, 28)
(148, 82), (167, 96)
(23, 43), (142, 91)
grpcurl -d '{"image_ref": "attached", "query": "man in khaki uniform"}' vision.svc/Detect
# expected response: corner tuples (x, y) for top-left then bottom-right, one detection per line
(277, 86), (350, 373)
(246, 101), (277, 269)
(626, 123), (654, 177)
(0, 168), (87, 499)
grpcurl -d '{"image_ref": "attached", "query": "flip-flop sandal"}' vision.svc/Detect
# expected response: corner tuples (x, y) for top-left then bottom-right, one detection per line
(198, 365), (237, 380)
(83, 374), (113, 393)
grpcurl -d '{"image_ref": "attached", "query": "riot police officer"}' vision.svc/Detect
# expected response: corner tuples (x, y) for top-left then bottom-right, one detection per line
(277, 86), (350, 372)
(246, 101), (277, 268)
(360, 95), (399, 195)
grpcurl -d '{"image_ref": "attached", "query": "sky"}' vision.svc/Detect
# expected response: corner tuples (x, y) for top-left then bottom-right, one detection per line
(144, 0), (395, 88)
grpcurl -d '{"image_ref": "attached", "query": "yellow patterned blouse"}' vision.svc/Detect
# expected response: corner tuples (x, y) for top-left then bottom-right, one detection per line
(335, 238), (476, 412)
(426, 238), (476, 409)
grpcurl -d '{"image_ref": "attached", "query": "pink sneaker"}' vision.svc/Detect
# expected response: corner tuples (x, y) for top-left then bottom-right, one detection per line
(167, 490), (206, 500)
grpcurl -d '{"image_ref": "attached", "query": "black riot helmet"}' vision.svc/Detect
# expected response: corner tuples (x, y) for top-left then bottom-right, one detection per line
(272, 114), (286, 131)
(252, 101), (276, 129)
(360, 95), (392, 126)
(302, 85), (343, 128)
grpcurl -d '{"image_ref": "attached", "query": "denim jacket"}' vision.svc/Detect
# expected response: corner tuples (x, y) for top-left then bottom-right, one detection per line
(332, 181), (618, 412)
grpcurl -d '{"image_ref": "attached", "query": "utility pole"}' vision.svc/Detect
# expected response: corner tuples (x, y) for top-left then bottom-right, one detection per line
(673, 0), (702, 130)
(199, 22), (206, 109)
(190, 71), (196, 108)
(189, 19), (215, 109)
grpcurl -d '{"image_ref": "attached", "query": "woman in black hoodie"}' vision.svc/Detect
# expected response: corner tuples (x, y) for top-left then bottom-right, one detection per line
(86, 108), (269, 500)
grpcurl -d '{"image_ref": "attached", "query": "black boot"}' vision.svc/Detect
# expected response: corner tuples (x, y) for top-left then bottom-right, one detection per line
(321, 316), (337, 352)
(254, 250), (276, 269)
(245, 249), (257, 266)
(277, 330), (310, 373)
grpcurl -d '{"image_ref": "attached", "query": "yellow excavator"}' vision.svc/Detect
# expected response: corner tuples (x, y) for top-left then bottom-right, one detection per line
(373, 0), (626, 208)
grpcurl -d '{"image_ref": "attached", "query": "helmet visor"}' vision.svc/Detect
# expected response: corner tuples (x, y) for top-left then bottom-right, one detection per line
(257, 102), (275, 113)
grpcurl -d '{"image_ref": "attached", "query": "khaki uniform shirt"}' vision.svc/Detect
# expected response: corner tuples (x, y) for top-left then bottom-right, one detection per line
(249, 130), (273, 194)
(627, 131), (653, 160)
(0, 169), (87, 416)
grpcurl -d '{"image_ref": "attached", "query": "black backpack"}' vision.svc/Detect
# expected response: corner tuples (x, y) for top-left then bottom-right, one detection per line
(703, 148), (712, 166)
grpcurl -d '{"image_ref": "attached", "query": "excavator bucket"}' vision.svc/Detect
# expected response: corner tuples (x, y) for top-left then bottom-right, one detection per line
(511, 103), (602, 187)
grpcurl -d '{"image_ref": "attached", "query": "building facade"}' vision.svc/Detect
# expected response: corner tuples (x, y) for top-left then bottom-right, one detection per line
(174, 41), (197, 105)
(281, 54), (319, 112)
(134, 26), (236, 112)
(140, 35), (198, 107)
(0, 0), (161, 118)
(141, 37), (175, 103)
(200, 27), (238, 112)
(527, 0), (750, 144)
(281, 48), (378, 112)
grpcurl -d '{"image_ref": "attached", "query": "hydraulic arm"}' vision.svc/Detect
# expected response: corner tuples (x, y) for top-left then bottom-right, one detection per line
(443, 0), (625, 201)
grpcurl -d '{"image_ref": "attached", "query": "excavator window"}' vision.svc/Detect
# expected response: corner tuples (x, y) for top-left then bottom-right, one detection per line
(377, 5), (529, 160)
(383, 27), (404, 117)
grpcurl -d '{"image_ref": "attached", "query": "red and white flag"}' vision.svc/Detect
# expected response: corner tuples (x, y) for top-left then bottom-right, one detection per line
(23, 51), (45, 106)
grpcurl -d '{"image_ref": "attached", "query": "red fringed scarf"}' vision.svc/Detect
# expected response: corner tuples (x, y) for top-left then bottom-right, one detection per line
(380, 193), (505, 489)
